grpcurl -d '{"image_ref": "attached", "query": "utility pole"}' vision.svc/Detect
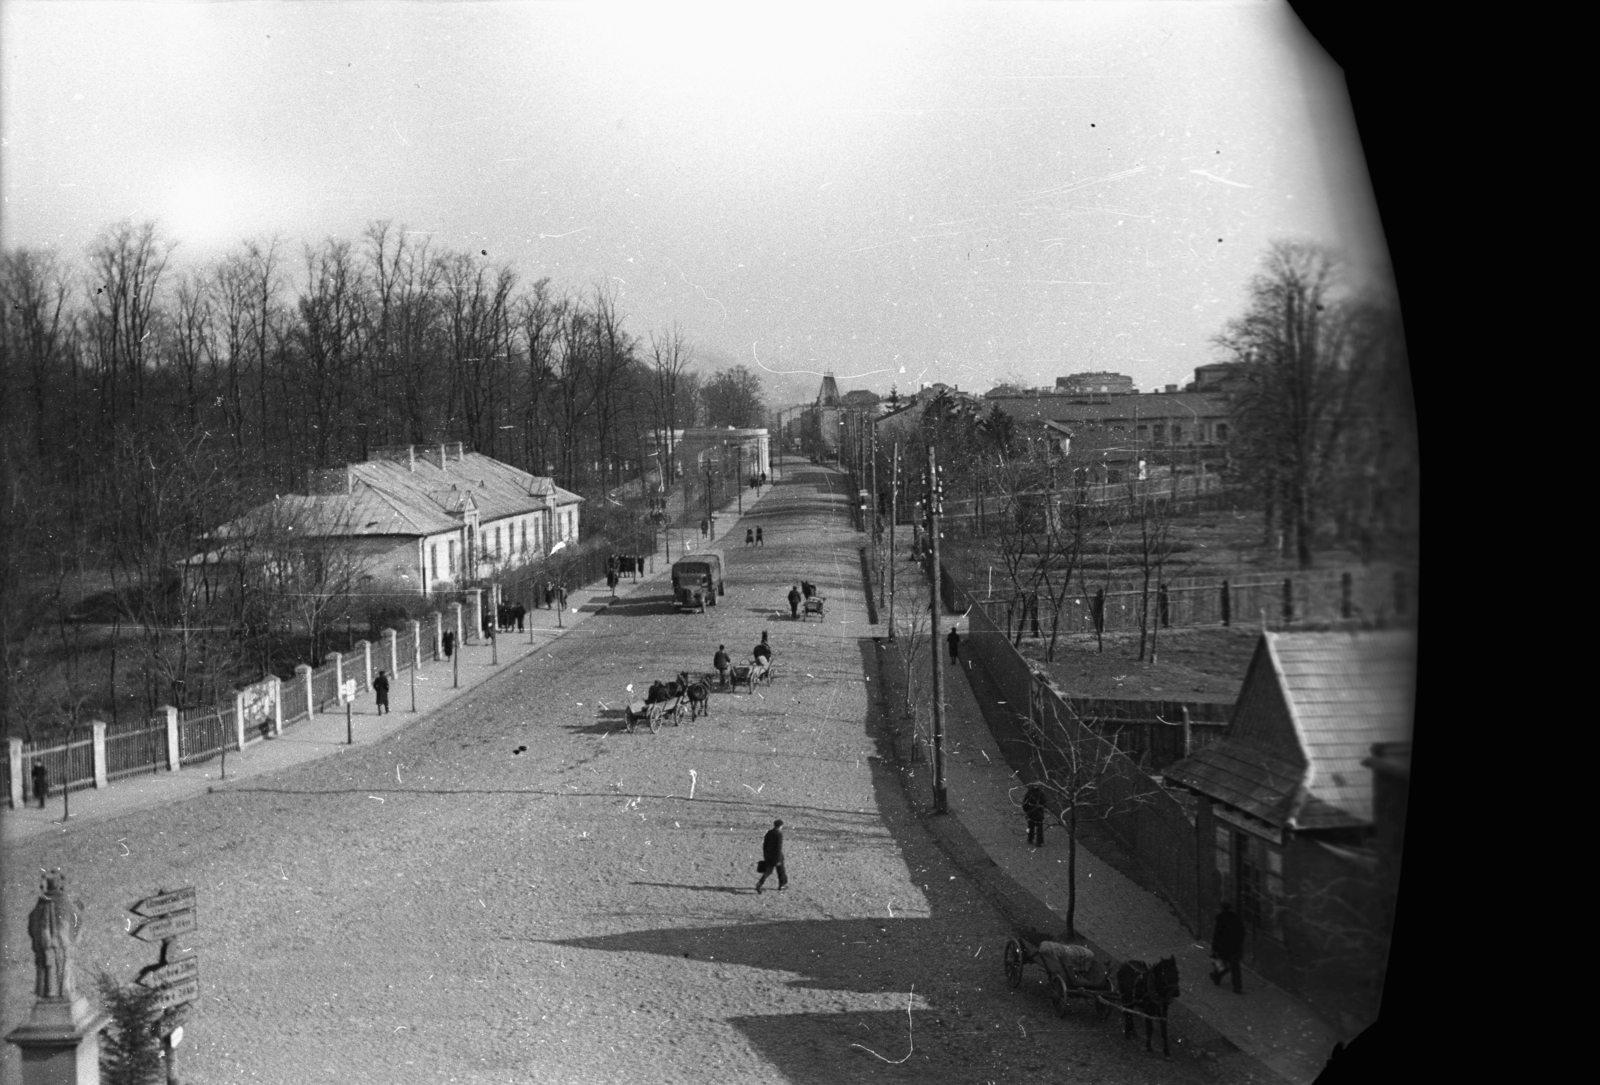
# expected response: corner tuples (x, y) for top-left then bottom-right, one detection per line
(705, 458), (715, 540)
(871, 423), (882, 607)
(889, 441), (898, 641)
(927, 445), (948, 814)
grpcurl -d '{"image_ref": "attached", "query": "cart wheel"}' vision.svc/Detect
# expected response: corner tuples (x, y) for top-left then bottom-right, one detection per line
(1003, 940), (1023, 988)
(1049, 974), (1070, 1018)
(648, 710), (660, 734)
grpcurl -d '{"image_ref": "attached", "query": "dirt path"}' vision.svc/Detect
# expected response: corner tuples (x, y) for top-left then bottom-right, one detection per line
(4, 466), (1251, 1085)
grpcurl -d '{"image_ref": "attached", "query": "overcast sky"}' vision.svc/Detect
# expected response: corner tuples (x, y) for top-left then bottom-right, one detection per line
(1, 1), (1386, 409)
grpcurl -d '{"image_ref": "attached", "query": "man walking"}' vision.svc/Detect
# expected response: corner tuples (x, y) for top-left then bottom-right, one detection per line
(1023, 783), (1047, 846)
(30, 761), (48, 809)
(714, 645), (732, 688)
(755, 818), (787, 893)
(947, 626), (961, 663)
(1210, 901), (1246, 993)
(787, 585), (802, 619)
(755, 526), (764, 547)
(373, 670), (391, 715)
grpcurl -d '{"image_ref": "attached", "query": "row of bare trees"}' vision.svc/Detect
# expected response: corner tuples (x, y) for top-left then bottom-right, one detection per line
(0, 218), (765, 734)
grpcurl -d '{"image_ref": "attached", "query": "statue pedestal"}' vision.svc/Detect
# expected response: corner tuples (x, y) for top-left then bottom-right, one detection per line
(6, 996), (108, 1085)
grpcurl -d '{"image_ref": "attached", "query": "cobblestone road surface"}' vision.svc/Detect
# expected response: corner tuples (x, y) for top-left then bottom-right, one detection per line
(3, 465), (1260, 1085)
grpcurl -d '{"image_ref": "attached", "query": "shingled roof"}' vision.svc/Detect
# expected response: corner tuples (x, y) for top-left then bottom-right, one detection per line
(350, 452), (581, 523)
(1164, 629), (1415, 831)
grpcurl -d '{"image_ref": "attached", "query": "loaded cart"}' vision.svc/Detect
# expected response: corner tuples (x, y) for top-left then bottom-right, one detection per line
(1003, 931), (1114, 1018)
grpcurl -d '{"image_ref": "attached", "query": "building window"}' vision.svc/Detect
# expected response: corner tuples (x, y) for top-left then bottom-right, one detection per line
(447, 539), (458, 577)
(494, 526), (502, 560)
(1152, 424), (1166, 445)
(430, 543), (438, 584)
(1214, 825), (1231, 879)
(1217, 423), (1229, 442)
(1172, 424), (1183, 444)
(521, 521), (528, 555)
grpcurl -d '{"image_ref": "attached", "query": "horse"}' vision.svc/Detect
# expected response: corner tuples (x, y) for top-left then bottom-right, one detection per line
(1115, 955), (1180, 1058)
(677, 672), (711, 720)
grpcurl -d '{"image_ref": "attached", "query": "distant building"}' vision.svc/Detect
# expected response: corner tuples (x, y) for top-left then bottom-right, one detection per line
(804, 372), (889, 459)
(983, 366), (1234, 482)
(1056, 371), (1135, 395)
(192, 444), (583, 597)
(668, 427), (771, 483)
(1163, 629), (1415, 1031)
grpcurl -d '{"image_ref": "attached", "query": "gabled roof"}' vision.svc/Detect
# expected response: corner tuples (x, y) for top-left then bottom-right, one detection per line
(1165, 629), (1415, 831)
(209, 489), (458, 540)
(350, 452), (582, 523)
(1272, 630), (1415, 827)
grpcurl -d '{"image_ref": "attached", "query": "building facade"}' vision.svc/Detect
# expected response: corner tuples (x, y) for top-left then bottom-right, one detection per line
(1163, 629), (1415, 1031)
(199, 443), (584, 597)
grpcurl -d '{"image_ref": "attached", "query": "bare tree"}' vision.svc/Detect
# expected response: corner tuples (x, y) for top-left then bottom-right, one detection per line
(1019, 690), (1160, 938)
(647, 325), (694, 487)
(1215, 241), (1377, 569)
(85, 220), (173, 438)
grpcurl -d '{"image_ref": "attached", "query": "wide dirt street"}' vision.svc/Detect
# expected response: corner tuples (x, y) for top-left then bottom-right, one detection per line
(3, 466), (1240, 1085)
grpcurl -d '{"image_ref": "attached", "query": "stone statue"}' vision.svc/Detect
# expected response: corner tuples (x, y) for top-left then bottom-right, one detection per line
(27, 869), (83, 1001)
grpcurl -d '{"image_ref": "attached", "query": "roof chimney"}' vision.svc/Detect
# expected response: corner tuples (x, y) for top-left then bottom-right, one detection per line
(1165, 384), (1178, 393)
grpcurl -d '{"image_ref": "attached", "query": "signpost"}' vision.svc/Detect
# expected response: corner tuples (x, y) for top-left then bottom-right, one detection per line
(341, 679), (357, 744)
(128, 886), (198, 1085)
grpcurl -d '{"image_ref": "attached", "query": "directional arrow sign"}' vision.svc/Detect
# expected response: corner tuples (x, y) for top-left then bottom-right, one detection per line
(153, 979), (199, 1011)
(138, 957), (199, 990)
(129, 887), (197, 919)
(131, 909), (196, 943)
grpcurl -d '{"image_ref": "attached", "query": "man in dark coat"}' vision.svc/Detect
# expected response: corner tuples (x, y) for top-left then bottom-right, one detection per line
(787, 585), (802, 619)
(947, 627), (961, 662)
(714, 645), (732, 687)
(753, 631), (772, 664)
(755, 818), (787, 893)
(1023, 784), (1047, 846)
(30, 761), (48, 809)
(372, 670), (390, 715)
(1210, 900), (1246, 993)
(755, 526), (764, 547)
(442, 630), (455, 660)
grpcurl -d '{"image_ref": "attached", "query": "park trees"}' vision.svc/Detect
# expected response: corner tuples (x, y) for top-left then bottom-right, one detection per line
(1215, 240), (1407, 568)
(700, 363), (766, 428)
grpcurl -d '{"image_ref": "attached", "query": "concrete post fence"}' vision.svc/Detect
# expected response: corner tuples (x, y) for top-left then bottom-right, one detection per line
(271, 676), (284, 736)
(297, 664), (314, 720)
(433, 612), (444, 661)
(386, 628), (399, 678)
(7, 738), (21, 808)
(328, 652), (344, 702)
(470, 590), (484, 643)
(164, 706), (180, 771)
(360, 639), (373, 690)
(411, 619), (423, 667)
(452, 604), (464, 656)
(233, 690), (247, 751)
(92, 722), (108, 788)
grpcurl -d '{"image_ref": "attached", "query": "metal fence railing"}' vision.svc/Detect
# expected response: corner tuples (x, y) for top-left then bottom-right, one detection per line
(341, 647), (368, 692)
(15, 728), (98, 800)
(105, 716), (171, 780)
(311, 661), (339, 711)
(178, 708), (230, 765)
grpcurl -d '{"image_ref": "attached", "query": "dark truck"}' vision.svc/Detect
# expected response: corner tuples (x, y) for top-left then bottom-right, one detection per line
(671, 553), (725, 612)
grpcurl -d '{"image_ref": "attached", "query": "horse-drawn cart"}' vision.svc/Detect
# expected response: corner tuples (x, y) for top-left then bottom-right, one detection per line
(1002, 932), (1181, 1056)
(1003, 934), (1114, 1019)
(801, 595), (826, 621)
(624, 695), (681, 733)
